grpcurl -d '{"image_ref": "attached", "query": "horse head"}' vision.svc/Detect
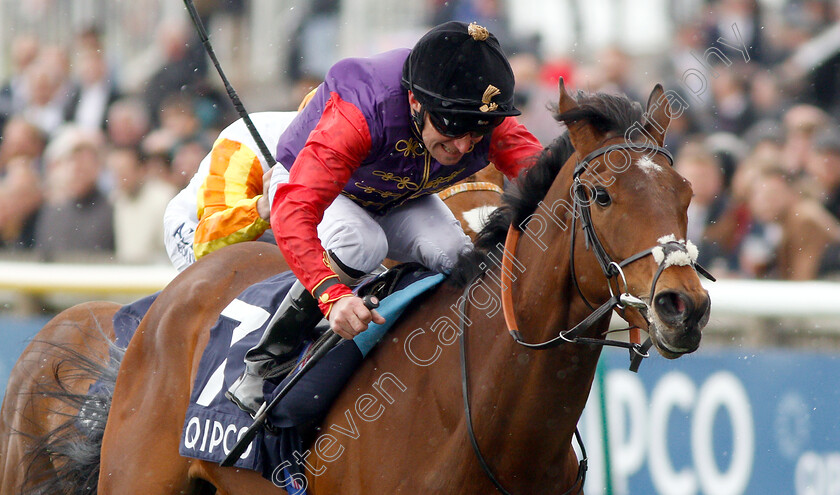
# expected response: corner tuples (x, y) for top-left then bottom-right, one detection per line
(549, 78), (710, 360)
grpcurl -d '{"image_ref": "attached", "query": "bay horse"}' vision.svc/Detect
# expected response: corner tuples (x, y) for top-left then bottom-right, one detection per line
(0, 166), (504, 494)
(28, 80), (709, 494)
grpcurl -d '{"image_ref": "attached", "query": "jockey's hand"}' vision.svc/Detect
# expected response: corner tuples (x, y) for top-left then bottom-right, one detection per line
(257, 167), (274, 221)
(328, 296), (386, 340)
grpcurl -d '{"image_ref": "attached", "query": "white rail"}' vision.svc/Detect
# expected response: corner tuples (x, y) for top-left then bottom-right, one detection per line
(702, 279), (840, 318)
(0, 261), (177, 296)
(0, 261), (837, 318)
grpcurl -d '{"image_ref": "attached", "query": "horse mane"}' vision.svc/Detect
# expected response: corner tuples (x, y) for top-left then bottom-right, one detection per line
(448, 90), (645, 287)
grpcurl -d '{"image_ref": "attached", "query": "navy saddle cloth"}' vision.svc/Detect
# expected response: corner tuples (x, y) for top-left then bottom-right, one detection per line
(109, 266), (445, 491)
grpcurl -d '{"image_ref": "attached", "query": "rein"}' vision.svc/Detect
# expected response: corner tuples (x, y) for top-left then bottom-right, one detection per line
(437, 181), (504, 201)
(459, 281), (587, 495)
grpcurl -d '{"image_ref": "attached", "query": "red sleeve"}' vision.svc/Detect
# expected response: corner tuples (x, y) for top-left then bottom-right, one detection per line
(271, 92), (371, 312)
(488, 117), (543, 179)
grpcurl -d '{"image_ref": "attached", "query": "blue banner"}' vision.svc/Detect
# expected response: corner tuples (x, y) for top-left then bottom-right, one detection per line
(0, 315), (52, 402)
(580, 349), (840, 495)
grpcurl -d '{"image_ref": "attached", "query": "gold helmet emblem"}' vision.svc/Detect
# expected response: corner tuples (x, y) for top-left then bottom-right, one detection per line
(480, 85), (501, 112)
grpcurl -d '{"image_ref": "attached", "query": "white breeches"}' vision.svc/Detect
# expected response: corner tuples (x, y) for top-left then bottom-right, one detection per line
(269, 166), (472, 275)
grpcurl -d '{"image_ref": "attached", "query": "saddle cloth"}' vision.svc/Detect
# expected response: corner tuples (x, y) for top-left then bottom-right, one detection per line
(160, 267), (445, 489)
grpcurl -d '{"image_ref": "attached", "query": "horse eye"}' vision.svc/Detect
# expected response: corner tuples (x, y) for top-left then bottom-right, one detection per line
(594, 187), (612, 207)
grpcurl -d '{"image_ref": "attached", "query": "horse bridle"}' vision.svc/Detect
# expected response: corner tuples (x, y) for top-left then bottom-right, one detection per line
(458, 140), (715, 495)
(503, 141), (712, 368)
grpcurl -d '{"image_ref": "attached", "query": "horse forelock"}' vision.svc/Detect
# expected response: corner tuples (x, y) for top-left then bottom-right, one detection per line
(448, 91), (646, 287)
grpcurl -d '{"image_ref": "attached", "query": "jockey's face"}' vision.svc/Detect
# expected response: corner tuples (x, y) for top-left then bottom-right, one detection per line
(408, 92), (484, 166)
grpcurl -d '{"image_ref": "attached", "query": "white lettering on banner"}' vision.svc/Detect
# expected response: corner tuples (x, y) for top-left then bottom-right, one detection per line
(184, 417), (201, 449)
(182, 416), (253, 459)
(795, 452), (840, 495)
(649, 372), (697, 495)
(585, 369), (756, 495)
(605, 370), (648, 494)
(776, 392), (811, 460)
(693, 372), (754, 495)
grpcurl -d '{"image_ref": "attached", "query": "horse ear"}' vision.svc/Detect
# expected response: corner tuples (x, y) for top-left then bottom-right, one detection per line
(557, 77), (601, 153)
(557, 77), (577, 113)
(642, 83), (670, 146)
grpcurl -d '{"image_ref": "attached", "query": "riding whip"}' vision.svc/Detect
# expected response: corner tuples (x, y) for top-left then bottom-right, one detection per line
(221, 295), (380, 467)
(181, 0), (277, 167)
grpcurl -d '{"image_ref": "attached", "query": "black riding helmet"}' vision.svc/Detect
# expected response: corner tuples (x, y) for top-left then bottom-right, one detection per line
(402, 21), (520, 137)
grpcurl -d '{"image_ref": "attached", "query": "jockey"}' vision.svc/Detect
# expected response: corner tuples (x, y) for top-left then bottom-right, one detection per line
(162, 111), (298, 272)
(226, 21), (544, 415)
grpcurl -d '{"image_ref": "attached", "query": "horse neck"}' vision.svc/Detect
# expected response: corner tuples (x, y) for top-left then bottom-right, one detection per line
(463, 176), (609, 480)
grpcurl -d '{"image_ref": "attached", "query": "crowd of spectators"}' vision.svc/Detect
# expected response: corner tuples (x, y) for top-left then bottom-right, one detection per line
(1, 0), (840, 283)
(458, 0), (840, 281)
(0, 22), (233, 264)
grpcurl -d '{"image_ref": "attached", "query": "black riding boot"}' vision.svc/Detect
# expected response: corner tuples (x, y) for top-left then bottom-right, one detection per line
(225, 280), (323, 416)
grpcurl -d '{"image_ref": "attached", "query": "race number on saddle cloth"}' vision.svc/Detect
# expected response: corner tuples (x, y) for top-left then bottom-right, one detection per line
(176, 267), (444, 480)
(267, 21), (542, 318)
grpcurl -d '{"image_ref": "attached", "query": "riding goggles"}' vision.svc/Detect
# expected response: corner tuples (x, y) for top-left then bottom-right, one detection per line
(428, 111), (505, 139)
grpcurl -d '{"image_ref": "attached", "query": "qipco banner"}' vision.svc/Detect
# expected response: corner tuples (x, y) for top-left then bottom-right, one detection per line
(579, 349), (840, 495)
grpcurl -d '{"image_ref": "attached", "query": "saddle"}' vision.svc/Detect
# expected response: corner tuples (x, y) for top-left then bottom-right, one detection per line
(261, 262), (429, 381)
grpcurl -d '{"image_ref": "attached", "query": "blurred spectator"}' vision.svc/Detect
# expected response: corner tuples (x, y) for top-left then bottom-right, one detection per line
(708, 64), (755, 135)
(674, 143), (728, 268)
(781, 104), (831, 176)
(748, 70), (787, 122)
(63, 46), (121, 131)
(743, 118), (784, 153)
(106, 146), (176, 264)
(707, 132), (749, 187)
(286, 0), (340, 91)
(34, 126), (114, 257)
(140, 128), (178, 182)
(0, 116), (46, 249)
(805, 126), (840, 219)
(139, 19), (208, 127)
(74, 25), (105, 54)
(0, 156), (43, 249)
(106, 97), (151, 150)
(169, 138), (210, 190)
(743, 168), (840, 280)
(704, 0), (771, 65)
(0, 115), (47, 171)
(158, 93), (203, 143)
(0, 34), (40, 131)
(593, 45), (642, 103)
(19, 54), (68, 136)
(507, 50), (558, 145)
(705, 151), (779, 277)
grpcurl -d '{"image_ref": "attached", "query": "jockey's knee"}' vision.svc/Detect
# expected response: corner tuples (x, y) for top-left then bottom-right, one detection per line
(325, 229), (388, 283)
(418, 234), (472, 274)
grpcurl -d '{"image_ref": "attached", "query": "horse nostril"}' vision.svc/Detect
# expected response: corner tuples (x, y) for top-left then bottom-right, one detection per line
(654, 290), (694, 324)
